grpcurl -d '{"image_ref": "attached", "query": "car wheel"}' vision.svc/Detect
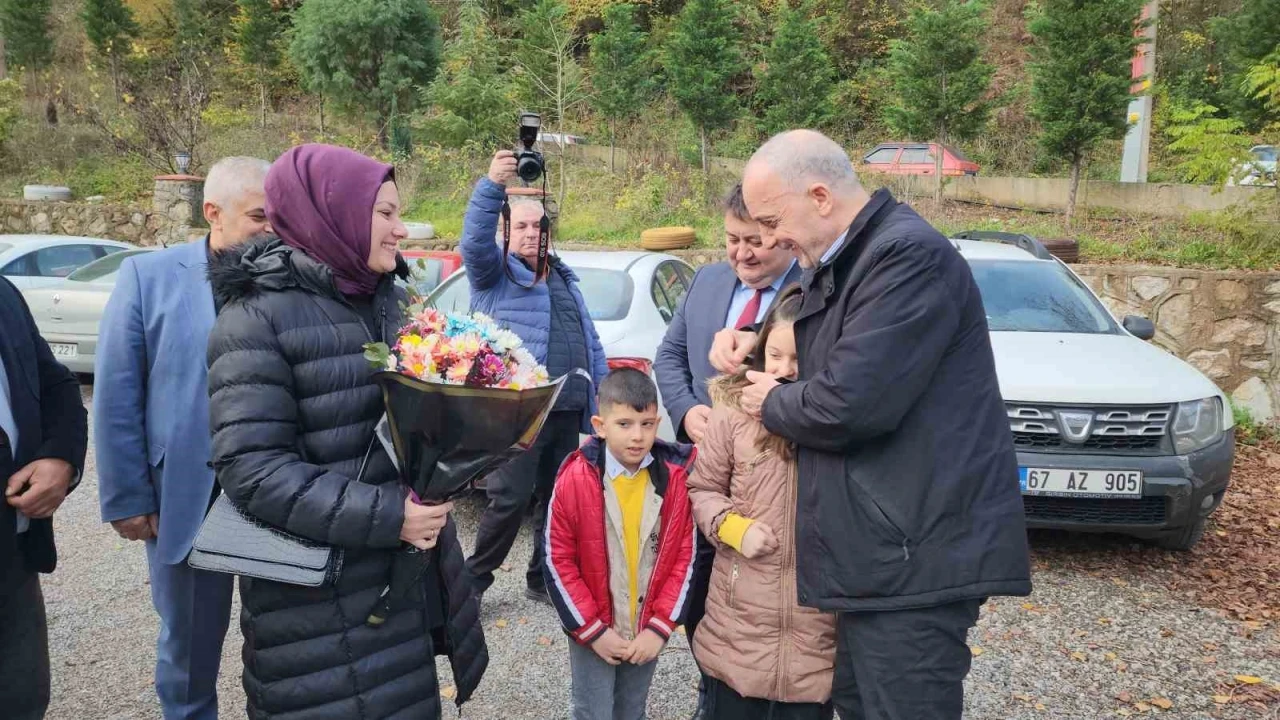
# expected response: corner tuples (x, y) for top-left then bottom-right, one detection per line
(1153, 515), (1206, 551)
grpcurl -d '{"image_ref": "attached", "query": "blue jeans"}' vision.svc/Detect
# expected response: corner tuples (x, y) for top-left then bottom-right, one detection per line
(145, 541), (234, 720)
(568, 638), (659, 720)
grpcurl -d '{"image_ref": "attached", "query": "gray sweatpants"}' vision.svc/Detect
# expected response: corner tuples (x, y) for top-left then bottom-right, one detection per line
(568, 639), (659, 720)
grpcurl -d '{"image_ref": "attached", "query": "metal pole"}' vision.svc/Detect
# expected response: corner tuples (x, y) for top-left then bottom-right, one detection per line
(1120, 0), (1159, 183)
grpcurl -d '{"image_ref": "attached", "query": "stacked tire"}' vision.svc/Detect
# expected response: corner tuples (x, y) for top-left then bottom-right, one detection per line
(640, 226), (696, 251)
(1041, 237), (1080, 263)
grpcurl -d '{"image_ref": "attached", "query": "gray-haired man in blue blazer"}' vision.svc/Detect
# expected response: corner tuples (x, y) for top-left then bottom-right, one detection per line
(653, 183), (800, 719)
(95, 156), (271, 720)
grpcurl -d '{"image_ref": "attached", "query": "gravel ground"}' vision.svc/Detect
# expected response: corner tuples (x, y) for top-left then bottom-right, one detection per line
(40, 386), (1280, 719)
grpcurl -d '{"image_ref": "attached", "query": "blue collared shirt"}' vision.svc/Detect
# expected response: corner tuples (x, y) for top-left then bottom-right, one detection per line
(0, 355), (26, 534)
(820, 228), (851, 267)
(604, 448), (655, 481)
(724, 261), (797, 329)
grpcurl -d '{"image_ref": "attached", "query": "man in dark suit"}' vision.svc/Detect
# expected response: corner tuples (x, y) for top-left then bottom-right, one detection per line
(653, 183), (799, 719)
(0, 275), (89, 720)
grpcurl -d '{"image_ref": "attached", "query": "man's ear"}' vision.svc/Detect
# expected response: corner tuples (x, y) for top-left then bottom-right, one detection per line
(808, 183), (835, 218)
(590, 415), (605, 436)
(203, 201), (221, 230)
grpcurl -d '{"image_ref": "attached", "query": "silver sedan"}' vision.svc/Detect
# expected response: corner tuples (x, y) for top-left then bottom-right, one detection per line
(1, 234), (136, 291)
(24, 248), (155, 373)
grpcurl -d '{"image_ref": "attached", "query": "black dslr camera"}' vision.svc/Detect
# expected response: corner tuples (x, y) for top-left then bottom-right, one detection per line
(516, 112), (545, 183)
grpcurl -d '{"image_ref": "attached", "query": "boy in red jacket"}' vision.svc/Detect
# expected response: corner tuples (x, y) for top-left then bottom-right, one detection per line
(544, 368), (697, 720)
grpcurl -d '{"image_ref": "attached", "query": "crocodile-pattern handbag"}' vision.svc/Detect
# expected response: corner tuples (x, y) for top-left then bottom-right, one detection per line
(188, 435), (378, 586)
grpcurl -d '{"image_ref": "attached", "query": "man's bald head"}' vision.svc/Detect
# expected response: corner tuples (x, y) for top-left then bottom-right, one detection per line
(747, 129), (860, 193)
(742, 130), (869, 269)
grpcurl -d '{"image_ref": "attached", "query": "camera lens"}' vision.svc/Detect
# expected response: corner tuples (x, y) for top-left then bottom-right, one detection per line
(517, 151), (544, 183)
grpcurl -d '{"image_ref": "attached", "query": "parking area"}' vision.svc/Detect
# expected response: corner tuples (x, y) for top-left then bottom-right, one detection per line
(40, 386), (1280, 719)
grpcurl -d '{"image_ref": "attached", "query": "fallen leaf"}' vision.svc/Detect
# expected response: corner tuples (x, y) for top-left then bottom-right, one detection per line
(1112, 577), (1129, 587)
(1105, 652), (1118, 661)
(1201, 656), (1217, 664)
(970, 646), (985, 657)
(1150, 698), (1173, 710)
(1235, 675), (1263, 684)
(1071, 651), (1087, 661)
(1116, 692), (1134, 703)
(1160, 628), (1175, 638)
(1034, 703), (1046, 711)
(440, 685), (457, 700)
(1134, 702), (1151, 712)
(499, 564), (512, 572)
(1021, 602), (1037, 611)
(536, 636), (552, 646)
(1213, 695), (1232, 704)
(518, 617), (529, 625)
(495, 618), (509, 628)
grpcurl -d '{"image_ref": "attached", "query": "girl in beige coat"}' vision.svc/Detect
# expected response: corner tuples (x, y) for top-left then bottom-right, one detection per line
(688, 286), (837, 720)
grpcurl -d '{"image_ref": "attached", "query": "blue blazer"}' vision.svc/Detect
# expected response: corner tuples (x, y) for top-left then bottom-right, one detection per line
(95, 239), (218, 566)
(654, 261), (803, 438)
(459, 177), (609, 433)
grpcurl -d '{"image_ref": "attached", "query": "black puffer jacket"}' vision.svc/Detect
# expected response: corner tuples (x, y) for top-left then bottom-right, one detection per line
(207, 236), (487, 720)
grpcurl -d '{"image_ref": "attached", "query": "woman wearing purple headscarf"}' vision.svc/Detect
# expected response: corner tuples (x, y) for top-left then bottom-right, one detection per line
(206, 144), (487, 720)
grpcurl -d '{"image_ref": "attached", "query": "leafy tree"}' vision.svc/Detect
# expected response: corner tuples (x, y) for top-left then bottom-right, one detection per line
(420, 0), (513, 148)
(755, 1), (835, 136)
(663, 0), (744, 172)
(289, 0), (442, 148)
(0, 0), (53, 73)
(82, 0), (140, 95)
(1211, 0), (1280, 129)
(1166, 102), (1252, 186)
(589, 3), (656, 171)
(513, 0), (590, 198)
(174, 0), (238, 61)
(0, 77), (20, 148)
(236, 0), (283, 128)
(1027, 0), (1144, 226)
(1243, 48), (1280, 117)
(885, 0), (993, 204)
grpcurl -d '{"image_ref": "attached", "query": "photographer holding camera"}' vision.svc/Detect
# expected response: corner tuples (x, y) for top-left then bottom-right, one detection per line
(461, 143), (609, 608)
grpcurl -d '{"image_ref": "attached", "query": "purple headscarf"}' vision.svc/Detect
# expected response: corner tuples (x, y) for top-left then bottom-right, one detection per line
(265, 144), (395, 296)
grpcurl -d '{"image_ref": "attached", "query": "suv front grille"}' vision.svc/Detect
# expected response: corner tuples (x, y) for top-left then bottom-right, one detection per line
(1007, 403), (1171, 454)
(1024, 495), (1167, 525)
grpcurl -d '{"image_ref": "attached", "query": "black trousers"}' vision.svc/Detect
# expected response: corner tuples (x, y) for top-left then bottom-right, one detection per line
(831, 599), (983, 720)
(0, 438), (50, 720)
(705, 676), (834, 720)
(466, 411), (581, 595)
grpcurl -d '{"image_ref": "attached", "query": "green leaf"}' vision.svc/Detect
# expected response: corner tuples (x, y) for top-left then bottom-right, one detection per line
(363, 342), (392, 367)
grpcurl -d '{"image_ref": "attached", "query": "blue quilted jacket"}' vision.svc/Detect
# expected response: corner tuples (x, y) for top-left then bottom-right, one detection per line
(460, 177), (608, 432)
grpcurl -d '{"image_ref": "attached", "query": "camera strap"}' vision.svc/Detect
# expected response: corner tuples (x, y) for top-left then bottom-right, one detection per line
(500, 178), (551, 290)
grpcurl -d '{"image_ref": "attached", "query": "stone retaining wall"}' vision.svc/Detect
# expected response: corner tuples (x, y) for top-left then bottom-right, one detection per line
(1, 175), (205, 247)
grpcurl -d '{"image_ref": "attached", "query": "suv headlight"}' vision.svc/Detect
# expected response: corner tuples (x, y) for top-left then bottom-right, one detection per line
(1172, 397), (1224, 454)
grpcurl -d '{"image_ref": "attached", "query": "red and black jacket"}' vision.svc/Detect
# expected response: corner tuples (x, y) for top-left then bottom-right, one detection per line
(542, 437), (697, 646)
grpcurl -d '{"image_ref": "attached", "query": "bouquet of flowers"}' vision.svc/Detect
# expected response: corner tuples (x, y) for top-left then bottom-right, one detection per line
(362, 304), (586, 626)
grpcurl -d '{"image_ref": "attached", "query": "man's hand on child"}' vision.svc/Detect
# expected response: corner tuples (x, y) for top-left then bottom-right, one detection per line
(591, 629), (630, 666)
(740, 521), (780, 559)
(624, 629), (666, 665)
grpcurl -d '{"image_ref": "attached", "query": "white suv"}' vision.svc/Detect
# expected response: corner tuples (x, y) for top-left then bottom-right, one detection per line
(953, 231), (1234, 550)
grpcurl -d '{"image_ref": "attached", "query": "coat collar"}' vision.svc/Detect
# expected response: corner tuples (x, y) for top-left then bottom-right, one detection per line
(797, 189), (898, 323)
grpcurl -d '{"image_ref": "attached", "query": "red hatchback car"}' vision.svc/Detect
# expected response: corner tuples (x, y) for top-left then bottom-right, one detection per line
(400, 249), (463, 298)
(861, 142), (980, 176)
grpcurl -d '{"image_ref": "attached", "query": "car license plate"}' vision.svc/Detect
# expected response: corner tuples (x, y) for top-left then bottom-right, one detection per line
(1019, 468), (1142, 498)
(49, 343), (78, 358)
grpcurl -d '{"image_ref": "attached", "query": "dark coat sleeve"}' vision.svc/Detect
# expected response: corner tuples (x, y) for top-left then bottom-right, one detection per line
(654, 267), (704, 437)
(4, 278), (87, 478)
(207, 300), (406, 549)
(761, 238), (961, 452)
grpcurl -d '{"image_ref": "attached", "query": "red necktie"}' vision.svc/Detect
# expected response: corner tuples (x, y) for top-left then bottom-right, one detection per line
(734, 289), (765, 330)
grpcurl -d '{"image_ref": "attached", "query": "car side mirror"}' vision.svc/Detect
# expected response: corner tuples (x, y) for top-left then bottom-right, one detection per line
(1123, 315), (1155, 341)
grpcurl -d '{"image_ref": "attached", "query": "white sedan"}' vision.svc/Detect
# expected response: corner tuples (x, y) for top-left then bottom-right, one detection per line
(426, 250), (696, 442)
(1, 234), (136, 291)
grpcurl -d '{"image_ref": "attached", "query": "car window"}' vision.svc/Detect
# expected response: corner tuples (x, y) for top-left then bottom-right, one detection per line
(968, 259), (1118, 334)
(1253, 146), (1277, 163)
(403, 258), (445, 297)
(864, 148), (898, 164)
(1, 254), (32, 276)
(426, 265), (634, 322)
(947, 144), (973, 162)
(66, 249), (147, 282)
(654, 261), (688, 313)
(899, 147), (931, 164)
(674, 262), (694, 290)
(33, 244), (101, 278)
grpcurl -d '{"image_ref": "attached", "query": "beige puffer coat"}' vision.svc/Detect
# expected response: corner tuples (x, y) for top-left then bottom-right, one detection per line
(687, 380), (838, 704)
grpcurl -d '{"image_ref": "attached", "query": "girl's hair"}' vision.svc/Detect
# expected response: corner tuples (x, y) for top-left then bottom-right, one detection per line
(712, 283), (804, 461)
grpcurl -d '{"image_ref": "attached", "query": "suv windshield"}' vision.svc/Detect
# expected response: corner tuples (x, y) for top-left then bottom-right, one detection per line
(67, 249), (144, 283)
(968, 259), (1118, 334)
(429, 266), (633, 322)
(1253, 146), (1277, 163)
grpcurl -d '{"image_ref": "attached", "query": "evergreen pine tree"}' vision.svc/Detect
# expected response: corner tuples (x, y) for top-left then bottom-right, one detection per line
(236, 0), (283, 128)
(663, 0), (744, 173)
(1028, 0), (1145, 225)
(589, 3), (656, 171)
(755, 2), (835, 136)
(420, 0), (513, 148)
(82, 0), (140, 94)
(0, 0), (53, 73)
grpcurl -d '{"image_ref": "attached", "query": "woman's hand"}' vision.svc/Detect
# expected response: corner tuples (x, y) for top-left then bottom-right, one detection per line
(400, 498), (454, 550)
(740, 521), (779, 559)
(488, 150), (517, 186)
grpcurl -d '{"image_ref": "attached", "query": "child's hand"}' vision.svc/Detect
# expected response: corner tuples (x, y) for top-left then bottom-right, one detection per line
(590, 629), (630, 666)
(740, 522), (779, 559)
(624, 629), (666, 665)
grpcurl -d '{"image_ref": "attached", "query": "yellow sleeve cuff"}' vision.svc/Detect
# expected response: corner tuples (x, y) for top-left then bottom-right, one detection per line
(718, 513), (755, 552)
